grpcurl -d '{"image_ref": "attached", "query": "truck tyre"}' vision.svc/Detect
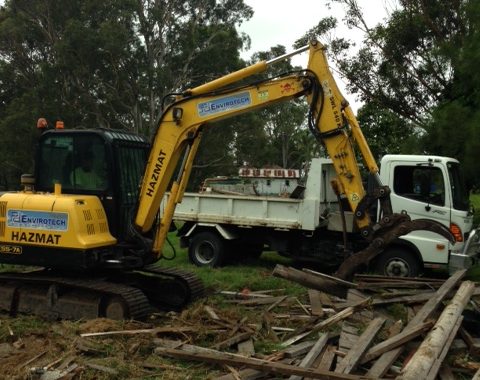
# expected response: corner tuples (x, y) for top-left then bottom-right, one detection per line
(189, 231), (226, 267)
(374, 248), (421, 277)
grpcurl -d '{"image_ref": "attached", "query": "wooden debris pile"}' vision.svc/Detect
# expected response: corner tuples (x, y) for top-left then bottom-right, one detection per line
(23, 266), (480, 379)
(152, 265), (480, 379)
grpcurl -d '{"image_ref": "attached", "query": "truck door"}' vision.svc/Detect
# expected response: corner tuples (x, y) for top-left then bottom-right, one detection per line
(389, 161), (451, 265)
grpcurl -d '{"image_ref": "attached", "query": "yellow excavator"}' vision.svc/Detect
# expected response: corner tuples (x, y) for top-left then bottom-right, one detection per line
(0, 41), (453, 319)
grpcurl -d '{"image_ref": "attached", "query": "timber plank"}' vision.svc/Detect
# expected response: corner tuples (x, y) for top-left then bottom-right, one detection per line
(288, 333), (329, 380)
(366, 269), (466, 378)
(335, 317), (385, 374)
(155, 346), (378, 379)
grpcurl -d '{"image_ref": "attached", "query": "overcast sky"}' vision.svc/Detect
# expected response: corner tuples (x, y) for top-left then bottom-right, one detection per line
(237, 0), (394, 110)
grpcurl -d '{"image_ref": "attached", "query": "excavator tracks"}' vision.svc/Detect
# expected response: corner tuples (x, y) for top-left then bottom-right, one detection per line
(136, 265), (205, 310)
(0, 266), (204, 320)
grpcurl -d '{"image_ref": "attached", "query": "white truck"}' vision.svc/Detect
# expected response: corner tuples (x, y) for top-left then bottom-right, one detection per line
(166, 155), (480, 276)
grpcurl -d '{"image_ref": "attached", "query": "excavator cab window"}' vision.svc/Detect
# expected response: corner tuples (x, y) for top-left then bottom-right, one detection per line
(37, 134), (109, 193)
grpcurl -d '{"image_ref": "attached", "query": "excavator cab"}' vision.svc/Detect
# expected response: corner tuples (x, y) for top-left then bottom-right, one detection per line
(34, 128), (150, 242)
(0, 127), (204, 319)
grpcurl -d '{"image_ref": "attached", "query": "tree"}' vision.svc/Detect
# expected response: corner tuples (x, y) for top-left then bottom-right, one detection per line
(356, 101), (419, 159)
(427, 0), (480, 189)
(296, 0), (480, 186)
(242, 45), (311, 169)
(0, 0), (253, 188)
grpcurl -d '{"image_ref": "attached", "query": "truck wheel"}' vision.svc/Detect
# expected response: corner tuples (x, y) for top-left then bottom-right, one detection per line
(374, 248), (421, 277)
(189, 231), (226, 267)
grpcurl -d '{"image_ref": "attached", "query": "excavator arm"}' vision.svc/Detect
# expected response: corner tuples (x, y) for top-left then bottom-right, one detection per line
(135, 40), (454, 278)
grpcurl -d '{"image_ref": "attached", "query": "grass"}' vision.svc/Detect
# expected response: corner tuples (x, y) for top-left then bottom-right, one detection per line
(159, 232), (307, 298)
(471, 193), (480, 225)
(463, 193), (480, 280)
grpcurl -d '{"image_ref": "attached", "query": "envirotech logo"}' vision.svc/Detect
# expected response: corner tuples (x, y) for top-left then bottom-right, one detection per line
(7, 210), (69, 231)
(198, 92), (251, 117)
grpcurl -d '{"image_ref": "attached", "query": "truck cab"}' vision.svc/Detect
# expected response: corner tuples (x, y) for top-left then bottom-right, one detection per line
(379, 155), (478, 274)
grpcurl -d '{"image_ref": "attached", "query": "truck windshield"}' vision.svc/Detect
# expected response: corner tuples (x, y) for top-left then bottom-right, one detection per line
(447, 162), (469, 211)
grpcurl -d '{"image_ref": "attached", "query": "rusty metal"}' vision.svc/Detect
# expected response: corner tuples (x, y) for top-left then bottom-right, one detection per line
(335, 213), (455, 280)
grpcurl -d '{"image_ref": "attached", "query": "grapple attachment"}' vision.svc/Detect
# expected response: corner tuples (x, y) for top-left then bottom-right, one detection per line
(335, 213), (455, 280)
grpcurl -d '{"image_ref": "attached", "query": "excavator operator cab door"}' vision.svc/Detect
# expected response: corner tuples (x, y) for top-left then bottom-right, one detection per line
(36, 130), (111, 194)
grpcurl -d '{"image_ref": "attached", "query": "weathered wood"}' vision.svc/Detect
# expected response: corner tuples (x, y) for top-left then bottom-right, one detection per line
(80, 328), (157, 337)
(205, 305), (220, 320)
(335, 317), (385, 374)
(236, 296), (292, 306)
(281, 298), (370, 347)
(334, 292), (437, 309)
(316, 344), (336, 371)
(220, 291), (272, 299)
(155, 346), (377, 380)
(80, 326), (196, 338)
(309, 289), (325, 317)
(238, 339), (255, 357)
(425, 315), (463, 380)
(346, 289), (373, 324)
(366, 269), (466, 378)
(272, 264), (349, 298)
(386, 320), (403, 337)
(266, 295), (289, 312)
(289, 334), (329, 380)
(215, 368), (268, 380)
(398, 280), (475, 380)
(338, 322), (359, 353)
(354, 274), (445, 283)
(212, 332), (253, 350)
(302, 268), (358, 288)
(366, 349), (398, 378)
(361, 320), (434, 364)
(408, 270), (466, 325)
(17, 350), (48, 370)
(283, 340), (317, 358)
(357, 281), (441, 289)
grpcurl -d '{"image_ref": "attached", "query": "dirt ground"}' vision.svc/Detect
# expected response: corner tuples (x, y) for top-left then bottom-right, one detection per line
(1, 272), (479, 380)
(0, 296), (290, 380)
(1, 312), (204, 379)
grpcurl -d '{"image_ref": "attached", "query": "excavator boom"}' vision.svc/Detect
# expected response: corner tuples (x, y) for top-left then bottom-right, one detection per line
(0, 40), (455, 321)
(136, 40), (454, 276)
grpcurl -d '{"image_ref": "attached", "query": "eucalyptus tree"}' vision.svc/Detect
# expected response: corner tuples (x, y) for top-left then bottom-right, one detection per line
(0, 0), (253, 188)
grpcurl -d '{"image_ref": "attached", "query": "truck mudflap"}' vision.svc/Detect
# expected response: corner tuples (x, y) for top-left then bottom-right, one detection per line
(335, 214), (455, 280)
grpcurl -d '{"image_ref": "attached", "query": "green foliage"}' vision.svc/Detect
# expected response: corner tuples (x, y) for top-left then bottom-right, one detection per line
(426, 0), (480, 189)
(298, 0), (480, 187)
(357, 101), (419, 159)
(471, 193), (480, 226)
(0, 0), (253, 189)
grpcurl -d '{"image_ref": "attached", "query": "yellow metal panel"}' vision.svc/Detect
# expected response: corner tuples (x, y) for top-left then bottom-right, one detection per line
(0, 192), (116, 250)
